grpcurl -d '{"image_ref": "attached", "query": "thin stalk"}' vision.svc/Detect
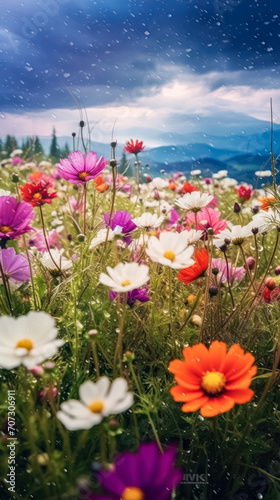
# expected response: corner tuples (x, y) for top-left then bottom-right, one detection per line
(104, 166), (117, 250)
(168, 267), (175, 350)
(113, 293), (127, 376)
(224, 251), (235, 307)
(91, 340), (100, 378)
(135, 153), (140, 191)
(199, 236), (212, 342)
(39, 205), (63, 275)
(22, 234), (38, 310)
(240, 244), (257, 292)
(0, 259), (13, 314)
(83, 184), (87, 235)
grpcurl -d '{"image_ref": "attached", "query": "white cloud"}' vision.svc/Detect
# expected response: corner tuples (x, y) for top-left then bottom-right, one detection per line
(2, 68), (280, 145)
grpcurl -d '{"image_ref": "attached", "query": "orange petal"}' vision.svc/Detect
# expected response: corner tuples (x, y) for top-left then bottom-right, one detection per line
(181, 396), (209, 413)
(225, 388), (254, 404)
(225, 366), (257, 390)
(200, 395), (235, 417)
(208, 341), (227, 370)
(170, 386), (204, 402)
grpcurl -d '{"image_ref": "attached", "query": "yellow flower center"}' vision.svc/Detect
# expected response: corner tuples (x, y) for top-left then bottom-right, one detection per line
(0, 225), (12, 234)
(163, 250), (176, 262)
(122, 487), (145, 500)
(78, 171), (89, 181)
(87, 400), (104, 413)
(33, 193), (42, 200)
(121, 280), (131, 287)
(16, 338), (34, 351)
(201, 370), (226, 395)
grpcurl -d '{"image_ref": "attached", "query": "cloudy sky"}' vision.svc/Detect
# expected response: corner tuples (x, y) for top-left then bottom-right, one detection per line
(1, 0), (280, 146)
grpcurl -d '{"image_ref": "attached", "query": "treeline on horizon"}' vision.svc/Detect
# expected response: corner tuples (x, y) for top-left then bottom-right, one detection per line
(0, 128), (70, 162)
(0, 127), (131, 174)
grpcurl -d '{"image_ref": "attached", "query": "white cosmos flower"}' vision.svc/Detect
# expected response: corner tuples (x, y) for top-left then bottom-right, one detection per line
(11, 149), (23, 157)
(132, 212), (165, 229)
(175, 192), (214, 211)
(90, 228), (115, 249)
(214, 223), (255, 248)
(0, 312), (64, 369)
(252, 209), (280, 233)
(99, 262), (149, 292)
(40, 249), (72, 273)
(190, 169), (201, 176)
(57, 377), (133, 431)
(255, 170), (272, 177)
(0, 189), (11, 197)
(146, 232), (194, 269)
(179, 229), (204, 245)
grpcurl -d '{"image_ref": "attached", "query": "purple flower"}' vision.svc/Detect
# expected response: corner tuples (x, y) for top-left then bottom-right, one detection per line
(104, 211), (137, 235)
(0, 248), (31, 285)
(109, 287), (150, 307)
(56, 151), (107, 185)
(12, 156), (22, 165)
(212, 258), (246, 284)
(85, 442), (183, 500)
(168, 208), (180, 226)
(0, 196), (35, 243)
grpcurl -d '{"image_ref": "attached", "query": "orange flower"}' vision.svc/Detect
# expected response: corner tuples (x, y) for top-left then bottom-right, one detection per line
(169, 341), (257, 417)
(177, 248), (208, 285)
(182, 182), (198, 194)
(94, 176), (108, 192)
(258, 196), (276, 211)
(168, 182), (177, 191)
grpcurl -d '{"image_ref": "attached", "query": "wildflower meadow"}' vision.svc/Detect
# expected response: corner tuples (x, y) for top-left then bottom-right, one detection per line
(1, 135), (280, 500)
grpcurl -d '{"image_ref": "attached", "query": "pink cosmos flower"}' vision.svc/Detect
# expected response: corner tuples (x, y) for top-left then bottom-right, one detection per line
(12, 157), (22, 165)
(186, 207), (227, 235)
(22, 229), (61, 252)
(0, 248), (31, 284)
(0, 196), (35, 243)
(56, 151), (107, 185)
(212, 258), (246, 284)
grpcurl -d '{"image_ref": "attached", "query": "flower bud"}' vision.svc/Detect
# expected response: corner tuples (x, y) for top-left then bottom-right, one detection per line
(11, 173), (20, 183)
(187, 294), (196, 305)
(145, 175), (153, 183)
(212, 267), (219, 275)
(123, 350), (135, 362)
(109, 159), (118, 168)
(275, 266), (280, 276)
(251, 206), (259, 215)
(219, 244), (228, 253)
(246, 257), (255, 270)
(77, 233), (85, 242)
(88, 329), (99, 336)
(209, 285), (218, 297)
(29, 365), (44, 377)
(234, 202), (241, 213)
(191, 315), (202, 327)
(207, 228), (214, 236)
(265, 278), (276, 291)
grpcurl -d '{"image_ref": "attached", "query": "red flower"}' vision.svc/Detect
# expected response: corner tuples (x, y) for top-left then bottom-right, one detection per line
(124, 139), (145, 155)
(238, 185), (253, 201)
(177, 248), (208, 285)
(20, 180), (57, 207)
(181, 182), (198, 194)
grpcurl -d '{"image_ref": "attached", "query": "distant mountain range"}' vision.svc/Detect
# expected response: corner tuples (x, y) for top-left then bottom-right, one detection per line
(17, 129), (280, 183)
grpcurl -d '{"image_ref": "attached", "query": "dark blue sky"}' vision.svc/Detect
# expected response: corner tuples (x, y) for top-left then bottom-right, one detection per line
(1, 0), (280, 144)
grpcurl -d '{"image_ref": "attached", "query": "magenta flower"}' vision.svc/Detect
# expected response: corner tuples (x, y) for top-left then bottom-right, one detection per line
(12, 156), (22, 165)
(104, 210), (137, 234)
(168, 208), (181, 226)
(0, 196), (35, 244)
(0, 248), (31, 286)
(82, 442), (183, 500)
(186, 207), (227, 236)
(56, 151), (107, 185)
(25, 229), (61, 252)
(212, 258), (246, 284)
(109, 287), (150, 307)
